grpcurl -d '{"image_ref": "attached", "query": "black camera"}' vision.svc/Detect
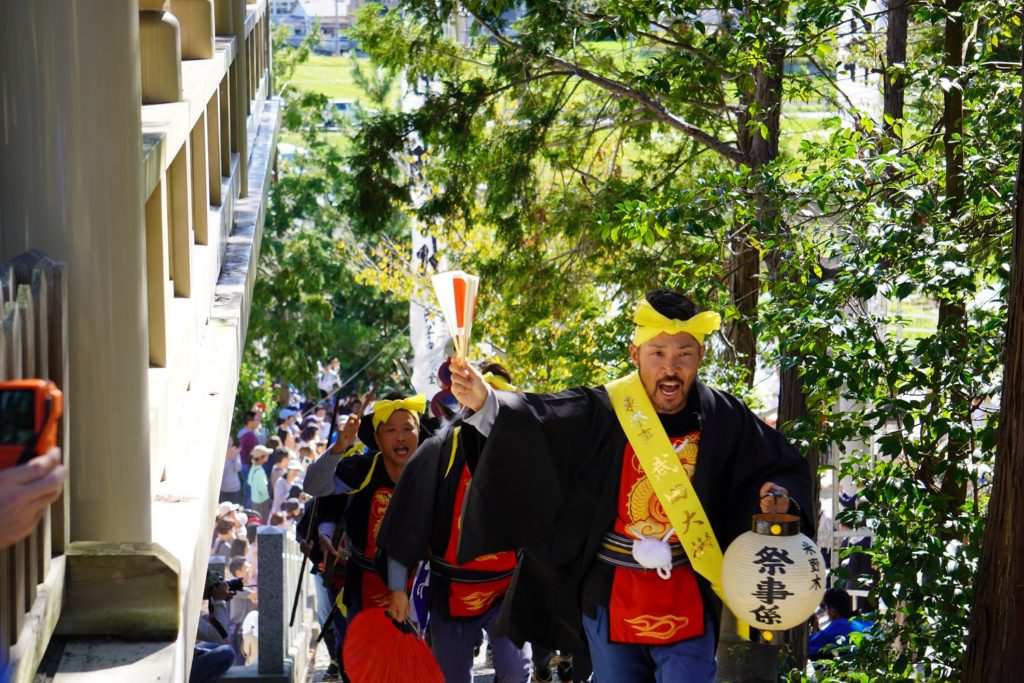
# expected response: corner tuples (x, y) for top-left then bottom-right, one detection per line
(224, 577), (244, 592)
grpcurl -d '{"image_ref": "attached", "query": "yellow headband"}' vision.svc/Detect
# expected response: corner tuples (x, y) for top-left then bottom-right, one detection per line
(482, 372), (518, 392)
(632, 299), (721, 346)
(372, 395), (426, 429)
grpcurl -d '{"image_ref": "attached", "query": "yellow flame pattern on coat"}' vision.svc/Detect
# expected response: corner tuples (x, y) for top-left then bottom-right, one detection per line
(460, 590), (498, 613)
(623, 614), (691, 640)
(371, 490), (392, 544)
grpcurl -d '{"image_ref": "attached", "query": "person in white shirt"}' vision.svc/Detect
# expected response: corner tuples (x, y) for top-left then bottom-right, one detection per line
(272, 460), (303, 514)
(317, 358), (341, 398)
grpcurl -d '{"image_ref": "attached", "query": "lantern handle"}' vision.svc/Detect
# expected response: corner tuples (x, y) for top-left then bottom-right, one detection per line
(759, 491), (802, 515)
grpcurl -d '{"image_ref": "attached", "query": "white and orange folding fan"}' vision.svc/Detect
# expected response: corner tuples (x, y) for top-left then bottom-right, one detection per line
(431, 270), (479, 360)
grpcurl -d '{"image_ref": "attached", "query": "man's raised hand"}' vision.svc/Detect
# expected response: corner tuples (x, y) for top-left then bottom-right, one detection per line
(449, 357), (489, 413)
(330, 414), (361, 454)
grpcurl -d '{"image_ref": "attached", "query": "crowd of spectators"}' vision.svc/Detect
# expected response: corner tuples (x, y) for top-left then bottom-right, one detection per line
(196, 374), (361, 682)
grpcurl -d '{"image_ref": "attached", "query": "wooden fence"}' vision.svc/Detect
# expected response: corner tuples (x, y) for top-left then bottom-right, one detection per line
(0, 250), (67, 675)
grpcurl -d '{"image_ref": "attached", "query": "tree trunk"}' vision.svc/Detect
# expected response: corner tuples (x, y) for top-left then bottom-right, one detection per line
(728, 236), (759, 385)
(944, 0), (964, 219)
(933, 0), (969, 512)
(960, 20), (1024, 682)
(883, 0), (908, 140)
(729, 5), (787, 388)
(730, 2), (820, 673)
(777, 362), (818, 671)
(746, 4), (819, 668)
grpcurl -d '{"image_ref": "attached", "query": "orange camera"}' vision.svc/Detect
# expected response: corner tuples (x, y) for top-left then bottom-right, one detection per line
(0, 379), (63, 469)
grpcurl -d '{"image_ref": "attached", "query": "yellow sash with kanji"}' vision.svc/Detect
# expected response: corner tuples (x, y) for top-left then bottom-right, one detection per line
(606, 372), (750, 638)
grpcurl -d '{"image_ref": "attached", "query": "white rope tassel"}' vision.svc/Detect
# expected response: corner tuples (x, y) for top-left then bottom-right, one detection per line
(631, 527), (676, 580)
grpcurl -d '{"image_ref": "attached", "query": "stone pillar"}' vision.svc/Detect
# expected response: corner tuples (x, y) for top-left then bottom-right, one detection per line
(0, 0), (153, 543)
(257, 526), (285, 674)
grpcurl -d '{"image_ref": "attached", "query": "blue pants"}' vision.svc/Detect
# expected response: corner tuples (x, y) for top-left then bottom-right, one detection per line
(582, 606), (717, 683)
(428, 601), (532, 683)
(314, 572), (334, 628)
(313, 573), (346, 665)
(239, 464), (251, 508)
(190, 643), (235, 683)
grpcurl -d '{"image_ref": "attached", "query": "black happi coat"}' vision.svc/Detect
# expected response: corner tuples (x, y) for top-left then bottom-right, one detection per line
(335, 450), (396, 613)
(456, 379), (813, 653)
(374, 421), (492, 618)
(295, 492), (348, 578)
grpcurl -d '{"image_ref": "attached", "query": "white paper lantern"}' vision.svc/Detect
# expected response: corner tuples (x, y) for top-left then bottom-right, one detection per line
(722, 513), (825, 632)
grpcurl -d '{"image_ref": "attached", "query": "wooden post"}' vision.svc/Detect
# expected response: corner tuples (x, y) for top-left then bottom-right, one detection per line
(2, 251), (69, 615)
(219, 75), (231, 175)
(14, 284), (41, 616)
(191, 116), (211, 245)
(231, 0), (248, 196)
(0, 250), (70, 665)
(145, 181), (171, 368)
(169, 145), (194, 298)
(207, 91), (223, 204)
(7, 251), (69, 555)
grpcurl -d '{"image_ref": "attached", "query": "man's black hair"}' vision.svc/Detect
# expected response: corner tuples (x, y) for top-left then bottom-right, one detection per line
(229, 538), (248, 557)
(229, 556), (247, 575)
(644, 289), (698, 321)
(477, 361), (513, 384)
(243, 410), (257, 424)
(823, 587), (854, 618)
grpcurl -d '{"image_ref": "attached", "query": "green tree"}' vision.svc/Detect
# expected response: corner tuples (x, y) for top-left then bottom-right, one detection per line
(347, 0), (882, 393)
(236, 30), (412, 429)
(745, 2), (1021, 677)
(962, 15), (1024, 682)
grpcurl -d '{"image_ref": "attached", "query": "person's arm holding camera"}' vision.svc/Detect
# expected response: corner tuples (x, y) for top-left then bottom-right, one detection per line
(0, 447), (64, 549)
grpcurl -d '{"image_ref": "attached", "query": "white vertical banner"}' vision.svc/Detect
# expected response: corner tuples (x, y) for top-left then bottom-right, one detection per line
(410, 221), (450, 400)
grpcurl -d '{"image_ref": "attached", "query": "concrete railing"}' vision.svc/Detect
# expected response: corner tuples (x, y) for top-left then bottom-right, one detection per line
(141, 0), (273, 502)
(0, 1), (279, 681)
(0, 252), (68, 683)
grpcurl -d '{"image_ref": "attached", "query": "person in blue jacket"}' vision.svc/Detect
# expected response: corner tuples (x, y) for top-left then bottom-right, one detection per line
(809, 588), (868, 660)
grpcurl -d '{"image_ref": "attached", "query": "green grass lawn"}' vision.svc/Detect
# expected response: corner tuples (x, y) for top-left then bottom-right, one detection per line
(779, 110), (835, 156)
(284, 52), (851, 178)
(288, 53), (403, 110)
(289, 54), (368, 102)
(282, 54), (391, 152)
(890, 294), (939, 338)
